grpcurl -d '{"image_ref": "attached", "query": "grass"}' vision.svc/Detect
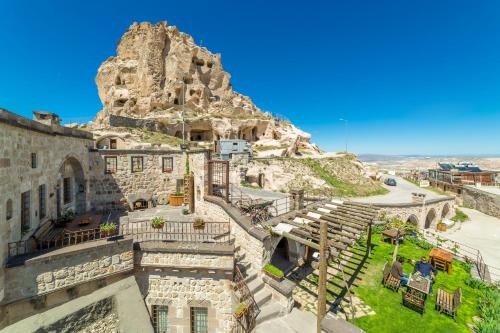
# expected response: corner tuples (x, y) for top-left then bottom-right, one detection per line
(300, 158), (389, 197)
(139, 130), (183, 146)
(451, 209), (469, 223)
(263, 263), (284, 278)
(352, 233), (482, 333)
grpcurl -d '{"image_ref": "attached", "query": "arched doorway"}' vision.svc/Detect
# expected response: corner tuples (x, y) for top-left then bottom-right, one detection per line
(406, 214), (419, 227)
(58, 156), (86, 216)
(270, 238), (292, 272)
(441, 203), (450, 219)
(424, 208), (436, 229)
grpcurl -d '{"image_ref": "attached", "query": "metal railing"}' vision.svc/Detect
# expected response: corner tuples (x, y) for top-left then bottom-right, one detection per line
(232, 265), (260, 332)
(121, 221), (231, 244)
(422, 230), (500, 282)
(229, 184), (291, 224)
(7, 220), (232, 260)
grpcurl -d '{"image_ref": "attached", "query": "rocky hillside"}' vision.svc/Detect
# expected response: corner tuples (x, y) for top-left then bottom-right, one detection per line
(244, 155), (388, 197)
(91, 21), (319, 156)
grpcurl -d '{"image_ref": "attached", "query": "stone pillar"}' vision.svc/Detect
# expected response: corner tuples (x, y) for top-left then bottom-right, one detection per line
(290, 189), (304, 211)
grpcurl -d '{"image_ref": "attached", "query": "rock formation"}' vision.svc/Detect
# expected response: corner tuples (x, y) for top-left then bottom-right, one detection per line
(92, 21), (318, 155)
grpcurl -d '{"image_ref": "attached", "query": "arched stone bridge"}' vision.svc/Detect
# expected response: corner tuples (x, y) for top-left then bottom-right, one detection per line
(369, 197), (456, 230)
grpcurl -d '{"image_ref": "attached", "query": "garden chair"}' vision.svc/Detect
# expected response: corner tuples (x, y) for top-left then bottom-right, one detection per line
(382, 262), (401, 292)
(436, 287), (462, 319)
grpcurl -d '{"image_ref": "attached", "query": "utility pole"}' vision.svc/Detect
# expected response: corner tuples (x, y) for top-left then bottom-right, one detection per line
(316, 220), (328, 333)
(339, 118), (348, 153)
(177, 80), (187, 149)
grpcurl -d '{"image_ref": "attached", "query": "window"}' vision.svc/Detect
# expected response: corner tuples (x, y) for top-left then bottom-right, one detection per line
(152, 305), (168, 333)
(190, 307), (208, 333)
(31, 153), (37, 168)
(63, 177), (72, 204)
(6, 199), (13, 220)
(21, 191), (30, 233)
(131, 156), (144, 173)
(162, 157), (173, 173)
(39, 185), (46, 219)
(110, 138), (117, 149)
(105, 156), (117, 174)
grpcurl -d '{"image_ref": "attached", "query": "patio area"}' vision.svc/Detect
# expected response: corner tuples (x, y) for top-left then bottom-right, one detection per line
(351, 233), (484, 333)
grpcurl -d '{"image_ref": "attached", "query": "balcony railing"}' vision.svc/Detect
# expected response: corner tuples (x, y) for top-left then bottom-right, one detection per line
(7, 220), (231, 261)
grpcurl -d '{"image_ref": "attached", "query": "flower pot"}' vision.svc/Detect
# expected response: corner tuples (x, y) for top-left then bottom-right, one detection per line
(193, 219), (205, 230)
(169, 194), (184, 206)
(234, 307), (247, 319)
(152, 223), (164, 229)
(101, 229), (116, 237)
(437, 223), (447, 232)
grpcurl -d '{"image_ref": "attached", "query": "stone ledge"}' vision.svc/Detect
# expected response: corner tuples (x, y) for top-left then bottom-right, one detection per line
(0, 108), (93, 140)
(96, 148), (210, 155)
(203, 195), (269, 241)
(321, 314), (365, 333)
(262, 275), (296, 298)
(134, 241), (234, 255)
(7, 237), (133, 268)
(368, 196), (455, 208)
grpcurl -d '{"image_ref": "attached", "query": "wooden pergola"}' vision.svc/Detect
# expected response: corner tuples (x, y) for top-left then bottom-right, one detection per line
(268, 199), (378, 332)
(270, 199), (378, 256)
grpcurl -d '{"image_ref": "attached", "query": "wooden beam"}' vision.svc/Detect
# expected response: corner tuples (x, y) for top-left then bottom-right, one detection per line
(317, 220), (328, 333)
(282, 231), (320, 250)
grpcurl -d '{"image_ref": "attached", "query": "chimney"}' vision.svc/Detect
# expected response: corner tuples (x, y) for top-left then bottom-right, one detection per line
(33, 111), (61, 126)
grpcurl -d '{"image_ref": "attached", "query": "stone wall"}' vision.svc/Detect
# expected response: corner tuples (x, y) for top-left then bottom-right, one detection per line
(375, 197), (455, 230)
(89, 149), (208, 210)
(134, 245), (235, 333)
(463, 186), (500, 218)
(196, 197), (270, 270)
(0, 110), (94, 304)
(3, 237), (133, 304)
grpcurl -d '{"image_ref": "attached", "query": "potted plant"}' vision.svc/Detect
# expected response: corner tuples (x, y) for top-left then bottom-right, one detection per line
(437, 220), (447, 232)
(262, 263), (284, 282)
(100, 223), (117, 237)
(193, 218), (205, 230)
(169, 191), (184, 206)
(182, 208), (190, 215)
(151, 216), (165, 229)
(234, 302), (248, 319)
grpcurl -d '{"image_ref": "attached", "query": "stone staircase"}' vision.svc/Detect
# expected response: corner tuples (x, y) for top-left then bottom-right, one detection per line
(236, 260), (288, 328)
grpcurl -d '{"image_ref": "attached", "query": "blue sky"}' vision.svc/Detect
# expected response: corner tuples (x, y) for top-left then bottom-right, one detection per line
(1, 0), (500, 155)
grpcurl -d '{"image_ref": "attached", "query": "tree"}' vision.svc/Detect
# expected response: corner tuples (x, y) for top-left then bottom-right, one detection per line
(386, 217), (418, 263)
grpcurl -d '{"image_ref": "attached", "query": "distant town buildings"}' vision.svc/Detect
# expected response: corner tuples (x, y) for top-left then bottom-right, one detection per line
(428, 162), (497, 193)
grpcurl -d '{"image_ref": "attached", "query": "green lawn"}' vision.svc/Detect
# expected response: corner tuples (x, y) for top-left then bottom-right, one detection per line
(352, 234), (481, 333)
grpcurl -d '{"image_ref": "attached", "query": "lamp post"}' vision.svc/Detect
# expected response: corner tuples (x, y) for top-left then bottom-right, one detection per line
(339, 118), (348, 153)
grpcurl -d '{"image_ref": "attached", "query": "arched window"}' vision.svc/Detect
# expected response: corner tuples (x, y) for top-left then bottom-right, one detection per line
(6, 199), (13, 220)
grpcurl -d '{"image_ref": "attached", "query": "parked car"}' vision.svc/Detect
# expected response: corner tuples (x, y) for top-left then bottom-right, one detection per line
(384, 178), (397, 186)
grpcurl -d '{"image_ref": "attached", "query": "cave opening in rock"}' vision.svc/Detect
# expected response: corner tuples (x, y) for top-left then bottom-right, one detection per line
(113, 99), (127, 107)
(189, 130), (212, 142)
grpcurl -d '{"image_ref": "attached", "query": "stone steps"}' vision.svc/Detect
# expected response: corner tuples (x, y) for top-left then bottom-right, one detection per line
(254, 288), (273, 307)
(256, 302), (285, 325)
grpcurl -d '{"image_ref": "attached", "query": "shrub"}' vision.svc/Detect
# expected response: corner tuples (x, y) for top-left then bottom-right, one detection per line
(465, 277), (489, 290)
(263, 263), (284, 279)
(182, 208), (190, 215)
(234, 303), (247, 317)
(100, 223), (117, 234)
(372, 224), (386, 234)
(151, 216), (165, 228)
(406, 236), (434, 250)
(451, 209), (469, 223)
(476, 287), (500, 333)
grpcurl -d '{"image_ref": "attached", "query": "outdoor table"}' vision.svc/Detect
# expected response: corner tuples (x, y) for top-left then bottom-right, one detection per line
(382, 228), (404, 245)
(407, 273), (431, 296)
(429, 248), (453, 274)
(402, 273), (431, 313)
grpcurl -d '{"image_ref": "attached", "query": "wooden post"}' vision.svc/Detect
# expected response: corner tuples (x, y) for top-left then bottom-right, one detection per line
(317, 220), (328, 333)
(225, 160), (230, 203)
(367, 222), (372, 257)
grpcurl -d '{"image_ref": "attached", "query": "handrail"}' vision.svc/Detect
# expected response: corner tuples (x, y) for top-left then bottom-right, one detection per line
(233, 265), (260, 332)
(7, 220), (232, 260)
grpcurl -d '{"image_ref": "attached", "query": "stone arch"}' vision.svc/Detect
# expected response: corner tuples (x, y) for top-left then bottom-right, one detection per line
(441, 202), (451, 219)
(424, 208), (437, 229)
(406, 214), (419, 227)
(58, 155), (86, 215)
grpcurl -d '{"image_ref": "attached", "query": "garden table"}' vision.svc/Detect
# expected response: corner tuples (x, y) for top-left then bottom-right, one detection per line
(429, 248), (453, 274)
(382, 228), (404, 245)
(402, 273), (431, 313)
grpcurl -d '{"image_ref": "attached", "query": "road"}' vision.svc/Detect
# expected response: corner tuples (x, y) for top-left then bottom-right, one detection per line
(442, 207), (500, 277)
(353, 175), (445, 204)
